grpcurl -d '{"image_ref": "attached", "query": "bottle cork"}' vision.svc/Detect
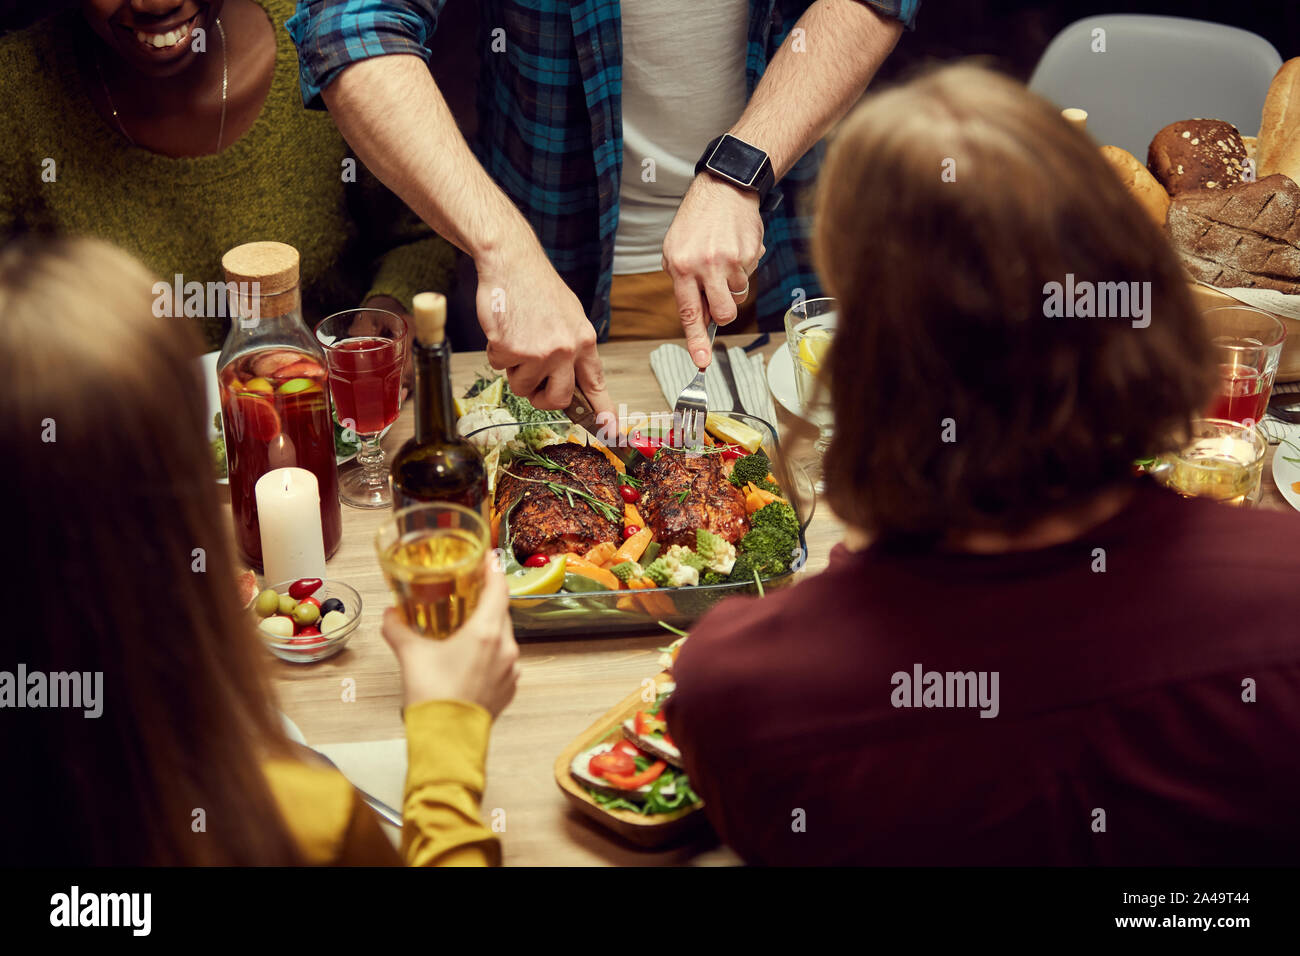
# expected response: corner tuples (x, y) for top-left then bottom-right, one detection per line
(1062, 108), (1088, 132)
(411, 292), (447, 346)
(221, 241), (300, 319)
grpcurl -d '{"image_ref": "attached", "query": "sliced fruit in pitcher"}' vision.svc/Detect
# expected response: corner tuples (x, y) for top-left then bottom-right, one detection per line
(230, 393), (281, 442)
(277, 377), (321, 395)
(274, 359), (326, 382)
(250, 349), (304, 379)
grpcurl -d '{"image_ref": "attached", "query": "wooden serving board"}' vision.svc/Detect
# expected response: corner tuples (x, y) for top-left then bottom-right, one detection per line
(553, 670), (710, 848)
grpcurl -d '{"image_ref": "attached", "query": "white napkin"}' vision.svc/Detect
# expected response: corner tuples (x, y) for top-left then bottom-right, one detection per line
(1195, 282), (1300, 321)
(650, 343), (778, 426)
(315, 737), (407, 846)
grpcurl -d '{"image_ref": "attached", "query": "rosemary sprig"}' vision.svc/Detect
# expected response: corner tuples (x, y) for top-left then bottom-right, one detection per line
(500, 467), (621, 524)
(674, 489), (690, 505)
(618, 472), (644, 488)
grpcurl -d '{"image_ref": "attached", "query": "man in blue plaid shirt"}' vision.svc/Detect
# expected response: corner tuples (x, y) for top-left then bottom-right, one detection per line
(289, 0), (918, 418)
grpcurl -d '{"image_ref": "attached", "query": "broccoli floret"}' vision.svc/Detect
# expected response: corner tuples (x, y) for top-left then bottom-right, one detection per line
(728, 448), (771, 488)
(749, 500), (799, 540)
(755, 476), (783, 496)
(644, 554), (700, 588)
(724, 550), (764, 584)
(665, 544), (706, 572)
(701, 569), (726, 586)
(695, 528), (737, 574)
(732, 501), (800, 580)
(610, 560), (644, 584)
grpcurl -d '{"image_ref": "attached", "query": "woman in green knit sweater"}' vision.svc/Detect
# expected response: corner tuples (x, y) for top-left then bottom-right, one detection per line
(0, 0), (453, 350)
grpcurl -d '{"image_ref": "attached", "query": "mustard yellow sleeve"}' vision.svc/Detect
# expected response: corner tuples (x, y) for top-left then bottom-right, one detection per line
(401, 698), (502, 867)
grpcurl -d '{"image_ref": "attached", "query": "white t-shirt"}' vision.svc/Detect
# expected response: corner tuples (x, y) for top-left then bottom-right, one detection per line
(613, 1), (751, 275)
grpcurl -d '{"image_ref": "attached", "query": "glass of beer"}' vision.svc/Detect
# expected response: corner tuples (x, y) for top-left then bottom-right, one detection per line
(1149, 418), (1267, 507)
(375, 502), (489, 638)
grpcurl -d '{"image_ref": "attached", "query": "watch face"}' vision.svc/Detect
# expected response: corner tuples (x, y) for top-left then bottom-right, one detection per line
(709, 136), (765, 187)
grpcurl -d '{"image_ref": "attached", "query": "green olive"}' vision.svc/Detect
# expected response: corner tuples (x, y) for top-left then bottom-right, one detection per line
(292, 602), (320, 626)
(254, 588), (280, 618)
(278, 594), (298, 615)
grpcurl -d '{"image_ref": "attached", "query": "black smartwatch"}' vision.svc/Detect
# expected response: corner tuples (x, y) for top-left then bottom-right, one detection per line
(695, 134), (783, 216)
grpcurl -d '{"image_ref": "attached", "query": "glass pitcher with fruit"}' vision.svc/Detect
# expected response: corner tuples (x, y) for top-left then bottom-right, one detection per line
(216, 242), (342, 569)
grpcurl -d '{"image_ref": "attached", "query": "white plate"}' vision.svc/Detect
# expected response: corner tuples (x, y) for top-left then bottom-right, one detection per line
(766, 343), (802, 417)
(1270, 442), (1300, 512)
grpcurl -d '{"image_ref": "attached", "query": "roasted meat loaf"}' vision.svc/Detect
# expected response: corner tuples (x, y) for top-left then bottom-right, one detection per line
(496, 443), (622, 559)
(631, 451), (749, 548)
(1165, 173), (1300, 294)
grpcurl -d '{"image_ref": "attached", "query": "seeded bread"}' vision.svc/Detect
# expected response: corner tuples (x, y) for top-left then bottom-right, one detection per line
(1148, 119), (1250, 195)
(1165, 174), (1300, 294)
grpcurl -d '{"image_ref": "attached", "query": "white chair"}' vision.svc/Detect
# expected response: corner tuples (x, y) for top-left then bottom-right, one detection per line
(1028, 15), (1282, 157)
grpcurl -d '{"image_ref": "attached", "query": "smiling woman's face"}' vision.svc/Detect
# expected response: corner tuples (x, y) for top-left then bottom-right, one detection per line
(81, 1), (226, 78)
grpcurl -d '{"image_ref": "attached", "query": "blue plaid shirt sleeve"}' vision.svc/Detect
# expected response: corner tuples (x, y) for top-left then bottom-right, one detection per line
(286, 0), (445, 109)
(858, 0), (921, 29)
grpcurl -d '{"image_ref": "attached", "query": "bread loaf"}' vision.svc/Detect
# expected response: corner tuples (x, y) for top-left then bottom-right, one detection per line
(1147, 119), (1250, 194)
(1165, 174), (1300, 294)
(1258, 58), (1300, 184)
(1100, 145), (1171, 225)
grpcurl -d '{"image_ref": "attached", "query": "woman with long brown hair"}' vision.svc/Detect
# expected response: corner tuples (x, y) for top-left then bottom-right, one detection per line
(0, 235), (516, 866)
(665, 64), (1300, 865)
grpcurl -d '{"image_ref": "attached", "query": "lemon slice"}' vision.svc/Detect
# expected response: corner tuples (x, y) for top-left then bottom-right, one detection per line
(456, 375), (506, 419)
(705, 413), (764, 453)
(797, 328), (832, 375)
(508, 553), (567, 599)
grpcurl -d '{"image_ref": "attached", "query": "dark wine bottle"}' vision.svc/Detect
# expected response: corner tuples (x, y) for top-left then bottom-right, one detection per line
(389, 292), (488, 514)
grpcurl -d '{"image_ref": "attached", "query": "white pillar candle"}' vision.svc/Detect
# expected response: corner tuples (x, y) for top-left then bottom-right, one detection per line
(256, 467), (327, 585)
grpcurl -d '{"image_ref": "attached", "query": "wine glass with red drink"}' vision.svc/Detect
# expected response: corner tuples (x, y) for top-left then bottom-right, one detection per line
(315, 308), (409, 509)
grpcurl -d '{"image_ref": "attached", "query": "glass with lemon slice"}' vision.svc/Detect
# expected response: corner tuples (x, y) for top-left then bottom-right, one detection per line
(376, 502), (489, 638)
(784, 298), (838, 475)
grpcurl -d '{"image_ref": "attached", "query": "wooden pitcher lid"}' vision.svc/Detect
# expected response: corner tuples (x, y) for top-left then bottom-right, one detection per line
(221, 241), (299, 295)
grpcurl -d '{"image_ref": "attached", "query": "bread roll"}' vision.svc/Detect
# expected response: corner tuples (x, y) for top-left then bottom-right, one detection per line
(1147, 119), (1249, 194)
(1100, 145), (1171, 225)
(1258, 58), (1300, 184)
(1166, 174), (1300, 294)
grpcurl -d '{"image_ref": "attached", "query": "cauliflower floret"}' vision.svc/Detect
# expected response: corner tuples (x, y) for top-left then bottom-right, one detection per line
(664, 544), (706, 573)
(458, 406), (519, 450)
(695, 528), (737, 574)
(644, 553), (700, 588)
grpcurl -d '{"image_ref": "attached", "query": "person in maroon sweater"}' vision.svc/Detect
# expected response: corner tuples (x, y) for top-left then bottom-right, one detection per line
(665, 63), (1300, 866)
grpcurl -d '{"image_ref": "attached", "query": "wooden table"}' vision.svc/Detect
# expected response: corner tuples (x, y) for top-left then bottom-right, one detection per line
(270, 333), (842, 866)
(269, 333), (1295, 865)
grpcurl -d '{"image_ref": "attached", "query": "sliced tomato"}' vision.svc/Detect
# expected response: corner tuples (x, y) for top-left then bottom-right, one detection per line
(604, 760), (667, 790)
(635, 710), (668, 737)
(611, 738), (644, 759)
(628, 430), (660, 458)
(661, 731), (676, 748)
(588, 750), (636, 778)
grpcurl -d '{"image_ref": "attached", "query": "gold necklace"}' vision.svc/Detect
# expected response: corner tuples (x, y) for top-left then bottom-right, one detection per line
(96, 17), (229, 152)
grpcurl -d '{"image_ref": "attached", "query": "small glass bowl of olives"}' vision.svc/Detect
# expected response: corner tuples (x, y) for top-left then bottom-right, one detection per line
(248, 578), (362, 663)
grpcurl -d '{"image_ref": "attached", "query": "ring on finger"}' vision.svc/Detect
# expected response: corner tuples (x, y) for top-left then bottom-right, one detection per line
(728, 280), (750, 300)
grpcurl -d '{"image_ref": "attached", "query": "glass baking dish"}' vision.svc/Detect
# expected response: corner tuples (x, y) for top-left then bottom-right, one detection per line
(463, 411), (815, 637)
